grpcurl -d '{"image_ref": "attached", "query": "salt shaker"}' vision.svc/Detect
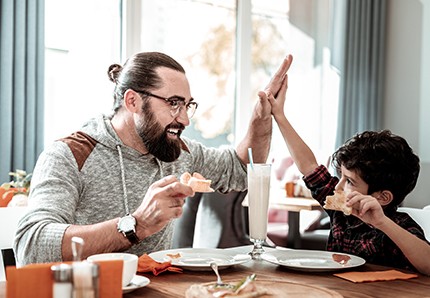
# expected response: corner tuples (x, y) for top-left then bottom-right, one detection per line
(51, 263), (73, 298)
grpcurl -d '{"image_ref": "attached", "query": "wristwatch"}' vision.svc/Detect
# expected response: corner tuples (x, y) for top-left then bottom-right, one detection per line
(117, 214), (140, 245)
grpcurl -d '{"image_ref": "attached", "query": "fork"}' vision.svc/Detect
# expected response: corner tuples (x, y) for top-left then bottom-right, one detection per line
(210, 262), (233, 288)
(210, 262), (224, 286)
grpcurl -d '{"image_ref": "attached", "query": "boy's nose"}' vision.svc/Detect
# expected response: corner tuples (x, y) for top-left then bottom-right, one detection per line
(334, 179), (345, 192)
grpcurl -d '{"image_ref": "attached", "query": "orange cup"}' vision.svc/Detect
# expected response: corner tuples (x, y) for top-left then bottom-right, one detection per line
(285, 182), (295, 197)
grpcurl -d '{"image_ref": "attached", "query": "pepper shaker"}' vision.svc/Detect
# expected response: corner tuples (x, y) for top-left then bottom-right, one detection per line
(71, 236), (99, 298)
(73, 261), (99, 298)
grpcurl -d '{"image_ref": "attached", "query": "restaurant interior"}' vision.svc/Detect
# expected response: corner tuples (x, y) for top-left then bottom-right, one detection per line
(1, 0), (430, 297)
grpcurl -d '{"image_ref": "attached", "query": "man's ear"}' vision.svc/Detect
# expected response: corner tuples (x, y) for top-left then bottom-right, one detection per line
(375, 190), (393, 206)
(123, 89), (140, 113)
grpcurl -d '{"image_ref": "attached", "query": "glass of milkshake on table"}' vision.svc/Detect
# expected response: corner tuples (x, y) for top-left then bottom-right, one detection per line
(247, 163), (271, 260)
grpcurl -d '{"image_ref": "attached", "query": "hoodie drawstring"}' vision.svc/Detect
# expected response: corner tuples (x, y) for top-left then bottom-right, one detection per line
(116, 145), (130, 215)
(155, 158), (164, 178)
(116, 144), (165, 215)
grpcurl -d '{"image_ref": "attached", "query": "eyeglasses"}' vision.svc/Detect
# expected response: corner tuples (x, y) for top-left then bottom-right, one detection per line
(134, 89), (198, 119)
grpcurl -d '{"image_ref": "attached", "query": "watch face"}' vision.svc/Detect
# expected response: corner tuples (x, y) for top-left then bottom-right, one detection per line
(119, 215), (136, 232)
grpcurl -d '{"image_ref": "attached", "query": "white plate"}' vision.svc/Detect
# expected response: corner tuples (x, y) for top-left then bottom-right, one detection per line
(122, 275), (150, 294)
(262, 249), (365, 272)
(148, 248), (251, 271)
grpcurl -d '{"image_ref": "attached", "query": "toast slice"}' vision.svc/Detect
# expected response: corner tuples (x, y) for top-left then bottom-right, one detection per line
(323, 190), (352, 215)
(180, 172), (214, 193)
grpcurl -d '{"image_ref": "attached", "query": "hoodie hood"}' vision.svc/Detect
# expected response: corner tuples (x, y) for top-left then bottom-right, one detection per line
(80, 114), (125, 150)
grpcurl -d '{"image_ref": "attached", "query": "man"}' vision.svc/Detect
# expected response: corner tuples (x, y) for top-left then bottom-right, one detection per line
(14, 52), (292, 265)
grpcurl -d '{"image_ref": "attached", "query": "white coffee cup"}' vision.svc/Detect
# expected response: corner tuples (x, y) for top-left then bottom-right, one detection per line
(87, 252), (138, 287)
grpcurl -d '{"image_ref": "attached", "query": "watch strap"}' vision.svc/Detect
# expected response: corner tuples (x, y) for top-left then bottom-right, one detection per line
(124, 230), (140, 245)
(118, 214), (140, 245)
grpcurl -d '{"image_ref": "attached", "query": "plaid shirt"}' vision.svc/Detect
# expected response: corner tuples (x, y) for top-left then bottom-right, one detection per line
(303, 165), (428, 272)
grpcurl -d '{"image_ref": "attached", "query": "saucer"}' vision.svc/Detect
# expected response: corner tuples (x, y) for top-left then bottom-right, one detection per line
(122, 275), (150, 294)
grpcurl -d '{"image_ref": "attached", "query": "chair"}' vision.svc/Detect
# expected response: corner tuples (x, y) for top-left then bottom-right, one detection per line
(398, 207), (430, 242)
(172, 191), (250, 249)
(0, 207), (27, 281)
(267, 208), (329, 250)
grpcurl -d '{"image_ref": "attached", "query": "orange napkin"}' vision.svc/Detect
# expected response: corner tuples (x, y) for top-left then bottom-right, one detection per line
(137, 253), (183, 276)
(6, 260), (123, 298)
(333, 269), (418, 283)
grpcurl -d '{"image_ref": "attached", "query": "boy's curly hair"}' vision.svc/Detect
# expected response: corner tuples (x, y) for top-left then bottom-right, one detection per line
(332, 130), (420, 207)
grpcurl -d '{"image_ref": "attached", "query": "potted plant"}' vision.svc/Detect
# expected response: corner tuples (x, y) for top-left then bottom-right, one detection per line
(0, 169), (32, 207)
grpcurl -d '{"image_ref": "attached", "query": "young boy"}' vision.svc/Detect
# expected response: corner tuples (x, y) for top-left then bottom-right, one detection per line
(266, 55), (430, 275)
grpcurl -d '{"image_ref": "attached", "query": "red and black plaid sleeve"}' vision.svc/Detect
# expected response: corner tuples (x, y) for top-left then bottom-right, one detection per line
(302, 165), (339, 204)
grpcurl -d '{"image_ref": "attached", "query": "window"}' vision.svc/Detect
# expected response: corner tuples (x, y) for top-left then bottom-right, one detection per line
(44, 0), (121, 145)
(45, 0), (339, 163)
(136, 0), (237, 147)
(130, 0), (338, 157)
(249, 0), (339, 162)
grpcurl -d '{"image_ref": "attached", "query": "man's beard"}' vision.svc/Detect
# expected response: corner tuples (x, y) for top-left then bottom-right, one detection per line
(137, 105), (184, 162)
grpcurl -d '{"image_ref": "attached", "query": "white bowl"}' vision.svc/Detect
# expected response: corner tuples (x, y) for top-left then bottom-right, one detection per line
(87, 252), (138, 287)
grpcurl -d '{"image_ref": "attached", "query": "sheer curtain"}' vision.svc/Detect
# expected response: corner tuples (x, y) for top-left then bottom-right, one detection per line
(332, 0), (387, 147)
(0, 0), (45, 182)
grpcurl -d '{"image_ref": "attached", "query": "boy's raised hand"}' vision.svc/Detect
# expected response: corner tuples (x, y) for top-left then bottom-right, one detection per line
(266, 55), (293, 119)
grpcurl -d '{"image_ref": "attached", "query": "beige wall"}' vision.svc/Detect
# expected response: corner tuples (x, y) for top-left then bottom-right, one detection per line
(384, 0), (429, 207)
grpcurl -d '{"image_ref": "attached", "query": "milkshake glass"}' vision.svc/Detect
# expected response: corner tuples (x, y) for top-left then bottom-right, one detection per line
(247, 163), (271, 260)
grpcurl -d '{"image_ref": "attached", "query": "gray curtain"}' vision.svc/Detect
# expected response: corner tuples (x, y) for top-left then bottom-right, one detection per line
(331, 0), (386, 147)
(0, 0), (45, 183)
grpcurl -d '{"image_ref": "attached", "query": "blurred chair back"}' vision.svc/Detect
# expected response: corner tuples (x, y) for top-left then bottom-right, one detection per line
(398, 207), (430, 242)
(173, 191), (250, 249)
(0, 207), (27, 281)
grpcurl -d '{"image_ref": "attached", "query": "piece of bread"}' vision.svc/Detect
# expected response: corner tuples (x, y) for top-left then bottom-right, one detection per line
(180, 172), (192, 185)
(323, 190), (352, 215)
(185, 281), (268, 298)
(180, 172), (214, 193)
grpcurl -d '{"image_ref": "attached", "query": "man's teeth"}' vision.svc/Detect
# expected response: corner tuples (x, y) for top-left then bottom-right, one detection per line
(167, 129), (180, 135)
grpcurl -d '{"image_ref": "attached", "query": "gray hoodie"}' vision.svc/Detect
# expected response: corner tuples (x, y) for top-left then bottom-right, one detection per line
(14, 114), (247, 265)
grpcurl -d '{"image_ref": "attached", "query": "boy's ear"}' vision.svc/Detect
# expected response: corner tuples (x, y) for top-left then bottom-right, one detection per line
(376, 190), (393, 206)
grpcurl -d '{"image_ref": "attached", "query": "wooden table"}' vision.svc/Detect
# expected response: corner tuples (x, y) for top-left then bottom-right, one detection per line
(121, 246), (430, 298)
(1, 246), (429, 298)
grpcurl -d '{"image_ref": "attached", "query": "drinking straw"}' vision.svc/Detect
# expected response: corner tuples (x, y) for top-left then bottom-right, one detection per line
(248, 148), (254, 170)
